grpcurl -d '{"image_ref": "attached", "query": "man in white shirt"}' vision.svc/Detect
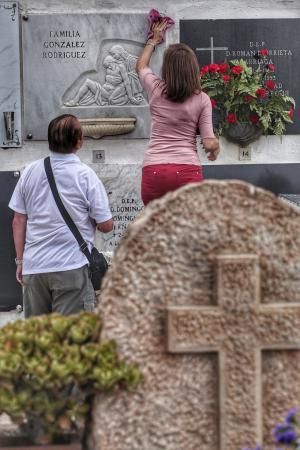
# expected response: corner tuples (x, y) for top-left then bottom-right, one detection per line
(9, 114), (113, 317)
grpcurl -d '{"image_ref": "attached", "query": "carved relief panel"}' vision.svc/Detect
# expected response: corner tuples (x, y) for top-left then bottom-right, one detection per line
(22, 14), (163, 140)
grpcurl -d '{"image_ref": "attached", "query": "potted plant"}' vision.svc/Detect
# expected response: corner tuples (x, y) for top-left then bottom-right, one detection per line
(0, 312), (143, 449)
(200, 49), (295, 147)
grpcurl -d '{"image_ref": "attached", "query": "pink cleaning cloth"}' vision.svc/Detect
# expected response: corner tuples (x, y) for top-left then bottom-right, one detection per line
(147, 9), (175, 41)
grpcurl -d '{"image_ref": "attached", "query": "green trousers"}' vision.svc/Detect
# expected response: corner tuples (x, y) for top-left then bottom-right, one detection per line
(22, 265), (95, 318)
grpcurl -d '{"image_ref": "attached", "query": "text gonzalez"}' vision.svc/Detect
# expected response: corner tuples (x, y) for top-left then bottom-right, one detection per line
(42, 30), (86, 59)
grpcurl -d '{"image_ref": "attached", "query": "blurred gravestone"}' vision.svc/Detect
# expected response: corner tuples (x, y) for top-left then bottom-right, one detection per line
(92, 180), (300, 450)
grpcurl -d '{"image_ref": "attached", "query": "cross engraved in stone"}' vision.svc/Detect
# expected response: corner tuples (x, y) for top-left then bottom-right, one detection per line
(196, 36), (228, 63)
(167, 254), (300, 450)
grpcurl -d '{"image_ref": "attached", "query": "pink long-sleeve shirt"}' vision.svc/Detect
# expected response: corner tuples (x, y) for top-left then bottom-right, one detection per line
(139, 67), (215, 167)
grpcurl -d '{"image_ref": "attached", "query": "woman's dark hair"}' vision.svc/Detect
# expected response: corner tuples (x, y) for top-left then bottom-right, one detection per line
(161, 43), (201, 102)
(48, 114), (83, 154)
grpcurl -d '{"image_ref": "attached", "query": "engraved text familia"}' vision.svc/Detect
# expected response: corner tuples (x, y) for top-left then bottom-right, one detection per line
(42, 30), (86, 59)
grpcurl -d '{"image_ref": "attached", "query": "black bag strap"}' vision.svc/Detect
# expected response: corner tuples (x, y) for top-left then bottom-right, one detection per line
(44, 156), (92, 264)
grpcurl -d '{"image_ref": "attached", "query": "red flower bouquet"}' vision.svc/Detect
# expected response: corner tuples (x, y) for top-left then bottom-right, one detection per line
(200, 51), (295, 142)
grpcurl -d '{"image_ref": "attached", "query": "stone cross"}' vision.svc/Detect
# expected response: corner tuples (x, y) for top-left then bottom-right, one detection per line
(196, 36), (228, 63)
(167, 254), (300, 450)
(92, 181), (300, 450)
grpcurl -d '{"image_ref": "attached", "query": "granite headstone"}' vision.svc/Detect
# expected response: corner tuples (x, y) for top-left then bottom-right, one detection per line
(180, 19), (299, 134)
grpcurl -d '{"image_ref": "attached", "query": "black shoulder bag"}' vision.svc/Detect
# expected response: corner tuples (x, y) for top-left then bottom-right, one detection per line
(44, 156), (108, 291)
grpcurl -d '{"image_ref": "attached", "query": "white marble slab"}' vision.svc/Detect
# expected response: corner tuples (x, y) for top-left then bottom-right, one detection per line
(0, 2), (22, 147)
(23, 13), (164, 140)
(94, 164), (144, 251)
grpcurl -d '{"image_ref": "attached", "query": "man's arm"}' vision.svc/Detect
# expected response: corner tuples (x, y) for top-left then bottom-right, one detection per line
(97, 218), (114, 233)
(12, 212), (27, 285)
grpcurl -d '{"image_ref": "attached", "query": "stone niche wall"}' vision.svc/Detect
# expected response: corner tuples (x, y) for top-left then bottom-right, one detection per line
(0, 0), (299, 171)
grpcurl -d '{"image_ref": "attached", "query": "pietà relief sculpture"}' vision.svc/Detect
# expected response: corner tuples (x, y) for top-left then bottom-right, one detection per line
(64, 45), (146, 107)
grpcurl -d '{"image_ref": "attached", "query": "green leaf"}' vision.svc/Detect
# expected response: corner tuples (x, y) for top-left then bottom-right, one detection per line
(282, 96), (296, 107)
(273, 119), (285, 135)
(0, 312), (142, 441)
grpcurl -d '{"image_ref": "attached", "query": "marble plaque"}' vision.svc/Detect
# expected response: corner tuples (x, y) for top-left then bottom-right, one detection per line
(23, 14), (163, 140)
(94, 164), (143, 252)
(0, 2), (22, 147)
(181, 19), (300, 134)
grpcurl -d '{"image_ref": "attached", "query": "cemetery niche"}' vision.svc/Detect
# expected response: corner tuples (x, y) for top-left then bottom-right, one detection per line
(92, 180), (300, 450)
(0, 2), (22, 147)
(203, 163), (300, 195)
(180, 19), (299, 134)
(22, 13), (162, 140)
(0, 171), (22, 311)
(95, 164), (144, 252)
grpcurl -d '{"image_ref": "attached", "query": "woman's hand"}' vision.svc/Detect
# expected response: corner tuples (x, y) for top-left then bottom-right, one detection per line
(136, 19), (169, 74)
(149, 19), (168, 45)
(205, 147), (220, 161)
(202, 137), (220, 161)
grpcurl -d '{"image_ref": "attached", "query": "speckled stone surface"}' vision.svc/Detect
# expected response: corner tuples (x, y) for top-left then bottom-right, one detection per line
(92, 180), (300, 450)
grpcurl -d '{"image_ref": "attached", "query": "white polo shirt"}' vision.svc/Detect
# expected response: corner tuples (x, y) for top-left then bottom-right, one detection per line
(9, 152), (112, 275)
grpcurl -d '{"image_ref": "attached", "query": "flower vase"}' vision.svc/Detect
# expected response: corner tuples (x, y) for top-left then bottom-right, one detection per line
(225, 122), (263, 147)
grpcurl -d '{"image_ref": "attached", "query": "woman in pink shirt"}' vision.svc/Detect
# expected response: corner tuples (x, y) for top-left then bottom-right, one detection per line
(136, 22), (219, 206)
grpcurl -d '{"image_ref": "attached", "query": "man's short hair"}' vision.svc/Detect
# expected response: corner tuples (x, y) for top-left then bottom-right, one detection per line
(48, 114), (82, 154)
